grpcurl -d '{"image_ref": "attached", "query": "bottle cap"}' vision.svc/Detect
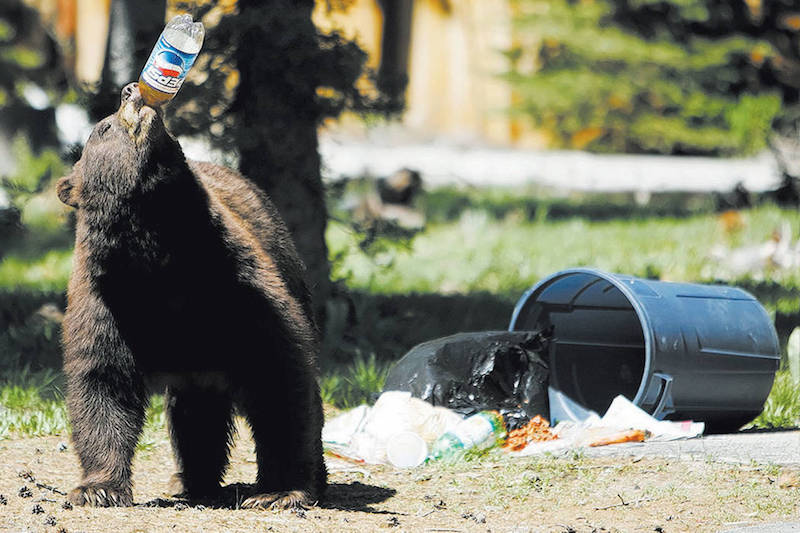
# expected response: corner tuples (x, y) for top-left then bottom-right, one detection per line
(386, 431), (428, 468)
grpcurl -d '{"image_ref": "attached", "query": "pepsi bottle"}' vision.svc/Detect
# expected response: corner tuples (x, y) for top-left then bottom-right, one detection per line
(138, 14), (204, 107)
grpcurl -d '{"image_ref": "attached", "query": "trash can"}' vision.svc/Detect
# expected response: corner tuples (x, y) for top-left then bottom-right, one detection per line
(509, 268), (780, 433)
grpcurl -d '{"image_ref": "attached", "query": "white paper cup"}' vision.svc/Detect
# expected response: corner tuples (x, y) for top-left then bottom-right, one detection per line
(386, 431), (428, 468)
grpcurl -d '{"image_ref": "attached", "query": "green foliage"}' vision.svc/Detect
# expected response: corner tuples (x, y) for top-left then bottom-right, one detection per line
(750, 371), (800, 429)
(320, 353), (390, 408)
(0, 250), (72, 291)
(0, 136), (72, 260)
(0, 368), (67, 439)
(506, 0), (784, 155)
(137, 395), (167, 453)
(2, 136), (65, 223)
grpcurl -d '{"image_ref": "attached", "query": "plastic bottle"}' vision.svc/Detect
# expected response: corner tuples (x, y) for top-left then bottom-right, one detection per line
(429, 411), (506, 461)
(138, 14), (205, 107)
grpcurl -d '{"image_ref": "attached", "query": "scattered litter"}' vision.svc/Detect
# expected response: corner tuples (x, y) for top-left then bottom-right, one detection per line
(710, 221), (800, 277)
(324, 389), (704, 466)
(510, 395), (704, 457)
(323, 391), (463, 467)
(587, 429), (647, 447)
(503, 415), (558, 452)
(594, 395), (704, 441)
(383, 330), (551, 430)
(429, 411), (505, 461)
(387, 432), (428, 468)
(549, 388), (600, 425)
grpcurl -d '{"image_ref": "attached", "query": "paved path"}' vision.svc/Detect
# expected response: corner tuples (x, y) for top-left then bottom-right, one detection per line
(319, 134), (783, 193)
(583, 430), (800, 466)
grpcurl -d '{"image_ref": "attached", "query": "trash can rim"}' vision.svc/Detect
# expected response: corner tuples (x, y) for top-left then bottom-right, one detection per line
(508, 267), (655, 408)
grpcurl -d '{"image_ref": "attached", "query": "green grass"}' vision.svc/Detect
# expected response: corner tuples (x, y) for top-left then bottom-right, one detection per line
(750, 371), (800, 429)
(0, 368), (67, 439)
(137, 394), (167, 453)
(320, 353), (390, 408)
(0, 366), (168, 447)
(328, 203), (800, 297)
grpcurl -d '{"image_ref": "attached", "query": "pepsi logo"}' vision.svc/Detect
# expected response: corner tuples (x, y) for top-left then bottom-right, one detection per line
(154, 51), (184, 78)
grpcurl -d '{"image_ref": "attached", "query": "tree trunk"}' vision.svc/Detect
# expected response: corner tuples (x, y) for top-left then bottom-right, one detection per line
(232, 0), (330, 322)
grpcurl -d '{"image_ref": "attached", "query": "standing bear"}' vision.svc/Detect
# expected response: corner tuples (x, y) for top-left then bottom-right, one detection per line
(57, 83), (326, 510)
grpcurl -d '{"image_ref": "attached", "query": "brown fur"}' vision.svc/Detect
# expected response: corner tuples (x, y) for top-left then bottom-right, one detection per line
(58, 83), (326, 509)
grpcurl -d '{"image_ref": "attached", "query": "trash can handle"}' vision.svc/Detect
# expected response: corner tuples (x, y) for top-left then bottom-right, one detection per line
(651, 372), (675, 420)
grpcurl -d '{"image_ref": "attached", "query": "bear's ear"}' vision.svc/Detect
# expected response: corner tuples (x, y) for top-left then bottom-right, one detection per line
(57, 174), (78, 208)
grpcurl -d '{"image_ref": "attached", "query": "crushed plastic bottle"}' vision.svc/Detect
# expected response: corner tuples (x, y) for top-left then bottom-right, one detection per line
(138, 14), (204, 106)
(429, 410), (506, 461)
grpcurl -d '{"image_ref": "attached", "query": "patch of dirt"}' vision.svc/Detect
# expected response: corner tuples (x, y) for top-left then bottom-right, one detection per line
(1, 422), (798, 532)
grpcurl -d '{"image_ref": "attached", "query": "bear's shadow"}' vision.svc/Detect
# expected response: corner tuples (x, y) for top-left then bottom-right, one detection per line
(138, 481), (397, 514)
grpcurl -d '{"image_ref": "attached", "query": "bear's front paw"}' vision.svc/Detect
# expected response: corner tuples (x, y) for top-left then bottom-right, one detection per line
(241, 490), (313, 510)
(68, 484), (132, 507)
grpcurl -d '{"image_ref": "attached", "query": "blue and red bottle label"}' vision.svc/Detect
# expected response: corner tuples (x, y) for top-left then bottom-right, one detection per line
(140, 36), (198, 95)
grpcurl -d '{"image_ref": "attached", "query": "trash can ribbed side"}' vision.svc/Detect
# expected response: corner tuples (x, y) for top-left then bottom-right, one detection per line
(509, 268), (780, 433)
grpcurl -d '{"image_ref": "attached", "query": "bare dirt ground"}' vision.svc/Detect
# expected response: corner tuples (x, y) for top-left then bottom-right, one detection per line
(2, 421), (799, 533)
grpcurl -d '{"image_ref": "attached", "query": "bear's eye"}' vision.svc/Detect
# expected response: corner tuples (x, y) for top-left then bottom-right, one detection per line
(97, 122), (111, 138)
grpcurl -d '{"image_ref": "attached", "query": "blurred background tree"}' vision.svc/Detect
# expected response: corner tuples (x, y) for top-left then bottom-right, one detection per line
(165, 0), (396, 321)
(0, 1), (68, 255)
(505, 0), (798, 156)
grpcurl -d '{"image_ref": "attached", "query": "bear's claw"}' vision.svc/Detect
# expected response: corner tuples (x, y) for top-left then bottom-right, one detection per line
(69, 484), (132, 507)
(241, 490), (313, 510)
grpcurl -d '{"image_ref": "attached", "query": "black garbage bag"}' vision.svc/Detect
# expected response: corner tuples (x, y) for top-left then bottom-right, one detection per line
(382, 330), (551, 430)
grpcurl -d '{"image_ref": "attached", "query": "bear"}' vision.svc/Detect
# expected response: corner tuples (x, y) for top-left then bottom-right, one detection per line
(56, 82), (326, 510)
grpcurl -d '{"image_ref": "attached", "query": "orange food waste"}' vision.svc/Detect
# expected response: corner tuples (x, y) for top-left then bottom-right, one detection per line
(588, 429), (647, 447)
(503, 415), (558, 452)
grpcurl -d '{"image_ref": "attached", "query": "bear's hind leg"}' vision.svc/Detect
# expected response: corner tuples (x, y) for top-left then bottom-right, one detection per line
(166, 383), (235, 501)
(238, 373), (326, 510)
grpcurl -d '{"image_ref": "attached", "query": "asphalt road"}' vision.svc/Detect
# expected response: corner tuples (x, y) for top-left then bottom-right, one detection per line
(582, 430), (800, 466)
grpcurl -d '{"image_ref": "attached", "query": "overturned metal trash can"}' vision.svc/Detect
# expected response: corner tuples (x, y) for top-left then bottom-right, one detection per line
(509, 268), (780, 433)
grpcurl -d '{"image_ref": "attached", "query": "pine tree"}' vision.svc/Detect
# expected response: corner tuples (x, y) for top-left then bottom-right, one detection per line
(506, 0), (795, 156)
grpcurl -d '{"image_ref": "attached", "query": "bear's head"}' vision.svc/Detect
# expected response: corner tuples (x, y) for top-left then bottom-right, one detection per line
(57, 83), (183, 210)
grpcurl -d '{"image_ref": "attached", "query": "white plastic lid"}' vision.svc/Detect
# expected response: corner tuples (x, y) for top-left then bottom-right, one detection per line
(386, 431), (428, 469)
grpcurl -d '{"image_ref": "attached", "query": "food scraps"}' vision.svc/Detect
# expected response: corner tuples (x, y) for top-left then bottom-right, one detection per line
(503, 415), (558, 451)
(588, 429), (648, 447)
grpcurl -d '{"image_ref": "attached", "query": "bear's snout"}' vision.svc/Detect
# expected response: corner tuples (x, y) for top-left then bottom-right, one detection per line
(117, 83), (158, 145)
(121, 83), (141, 104)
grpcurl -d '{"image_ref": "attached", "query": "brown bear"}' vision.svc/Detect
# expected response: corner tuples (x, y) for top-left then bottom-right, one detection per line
(57, 83), (326, 510)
